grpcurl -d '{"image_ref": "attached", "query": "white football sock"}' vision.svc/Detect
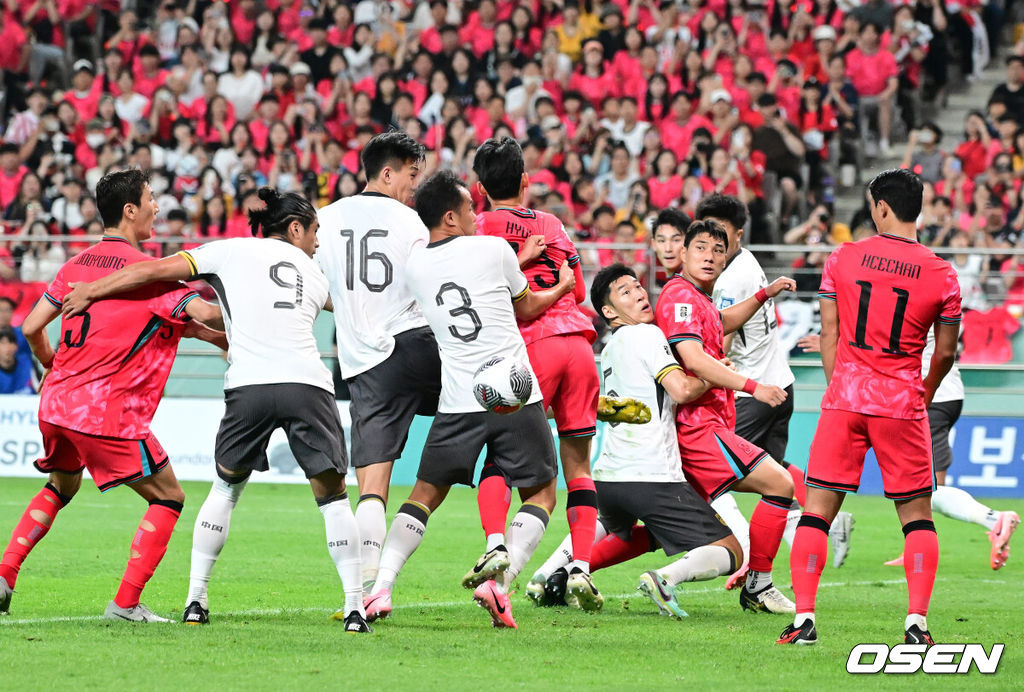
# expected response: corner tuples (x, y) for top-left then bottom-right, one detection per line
(745, 570), (774, 593)
(355, 496), (387, 591)
(187, 476), (248, 609)
(657, 545), (733, 586)
(319, 494), (364, 616)
(486, 533), (505, 552)
(535, 534), (574, 581)
(932, 486), (998, 530)
(783, 508), (802, 548)
(372, 502), (429, 594)
(711, 493), (750, 562)
(795, 611), (815, 627)
(500, 504), (549, 590)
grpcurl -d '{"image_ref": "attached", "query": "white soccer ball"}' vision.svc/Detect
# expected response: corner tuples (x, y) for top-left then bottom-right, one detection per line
(472, 356), (533, 414)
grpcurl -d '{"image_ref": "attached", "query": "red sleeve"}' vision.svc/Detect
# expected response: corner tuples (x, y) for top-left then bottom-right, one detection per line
(656, 283), (704, 345)
(938, 266), (962, 325)
(818, 248), (840, 300)
(44, 267), (69, 308)
(147, 283), (200, 325)
(572, 261), (586, 304)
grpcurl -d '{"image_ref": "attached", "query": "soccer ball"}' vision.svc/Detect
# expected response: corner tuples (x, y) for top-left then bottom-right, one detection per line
(472, 356), (533, 414)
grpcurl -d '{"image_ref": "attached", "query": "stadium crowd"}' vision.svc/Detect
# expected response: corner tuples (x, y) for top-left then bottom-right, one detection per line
(0, 0), (1023, 387)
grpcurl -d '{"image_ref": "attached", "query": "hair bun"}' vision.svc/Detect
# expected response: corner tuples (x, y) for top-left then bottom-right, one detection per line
(257, 186), (280, 204)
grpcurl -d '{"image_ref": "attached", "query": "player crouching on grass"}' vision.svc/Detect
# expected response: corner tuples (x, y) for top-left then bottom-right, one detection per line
(0, 169), (226, 622)
(62, 188), (370, 632)
(529, 263), (744, 618)
(363, 170), (576, 629)
(654, 219), (799, 614)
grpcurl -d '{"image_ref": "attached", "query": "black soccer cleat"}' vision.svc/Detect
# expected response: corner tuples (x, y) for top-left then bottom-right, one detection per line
(343, 611), (373, 634)
(905, 624), (934, 646)
(777, 619), (818, 645)
(0, 576), (12, 615)
(542, 567), (569, 607)
(182, 600), (210, 625)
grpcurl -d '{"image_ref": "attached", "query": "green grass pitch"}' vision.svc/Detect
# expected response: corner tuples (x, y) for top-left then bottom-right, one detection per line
(1, 478), (1021, 689)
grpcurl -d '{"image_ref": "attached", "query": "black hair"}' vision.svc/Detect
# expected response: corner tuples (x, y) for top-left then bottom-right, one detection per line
(247, 187), (316, 238)
(696, 193), (749, 230)
(414, 169), (467, 230)
(0, 295), (16, 309)
(590, 263), (637, 325)
(653, 208), (692, 235)
(867, 168), (923, 223)
(0, 326), (17, 344)
(361, 130), (425, 181)
(684, 219), (728, 247)
(1007, 55), (1024, 66)
(95, 168), (148, 227)
(0, 143), (19, 156)
(473, 136), (524, 200)
(593, 204), (615, 219)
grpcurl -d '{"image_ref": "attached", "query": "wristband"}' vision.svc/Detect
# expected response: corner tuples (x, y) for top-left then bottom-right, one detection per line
(754, 288), (769, 304)
(742, 379), (758, 395)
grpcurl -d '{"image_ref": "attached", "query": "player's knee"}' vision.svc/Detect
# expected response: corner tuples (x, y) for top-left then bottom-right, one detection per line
(765, 460), (795, 499)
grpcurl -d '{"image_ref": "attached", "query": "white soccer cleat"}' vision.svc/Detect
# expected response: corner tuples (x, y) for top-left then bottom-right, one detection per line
(461, 545), (511, 589)
(988, 511), (1020, 570)
(740, 585), (796, 614)
(829, 511), (854, 568)
(0, 576), (12, 615)
(525, 572), (547, 606)
(637, 570), (688, 618)
(103, 601), (172, 623)
(566, 567), (604, 612)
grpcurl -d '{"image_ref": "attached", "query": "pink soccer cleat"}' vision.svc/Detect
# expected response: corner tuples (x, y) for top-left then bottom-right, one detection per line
(473, 579), (517, 629)
(884, 553), (905, 567)
(988, 511), (1020, 570)
(724, 560), (749, 590)
(364, 589), (392, 622)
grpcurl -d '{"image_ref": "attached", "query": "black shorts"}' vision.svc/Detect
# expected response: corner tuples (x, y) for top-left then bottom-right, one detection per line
(595, 480), (733, 557)
(417, 402), (558, 488)
(734, 384), (794, 462)
(348, 326), (442, 467)
(928, 399), (963, 474)
(215, 383), (347, 479)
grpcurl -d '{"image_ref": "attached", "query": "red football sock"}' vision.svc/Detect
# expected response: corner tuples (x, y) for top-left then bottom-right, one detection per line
(790, 514), (829, 614)
(784, 463), (808, 507)
(566, 477), (598, 567)
(114, 502), (180, 609)
(0, 484), (68, 588)
(591, 525), (653, 571)
(477, 463), (511, 539)
(903, 521), (939, 616)
(748, 495), (790, 572)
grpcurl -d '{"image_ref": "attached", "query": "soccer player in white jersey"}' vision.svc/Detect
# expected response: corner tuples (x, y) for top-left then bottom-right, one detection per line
(364, 170), (575, 629)
(63, 188), (368, 632)
(696, 194), (854, 574)
(531, 263), (744, 617)
(316, 131), (442, 593)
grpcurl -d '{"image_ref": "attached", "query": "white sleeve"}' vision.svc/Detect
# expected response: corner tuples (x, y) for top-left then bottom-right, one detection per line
(636, 325), (683, 383)
(499, 241), (529, 300)
(180, 239), (233, 277)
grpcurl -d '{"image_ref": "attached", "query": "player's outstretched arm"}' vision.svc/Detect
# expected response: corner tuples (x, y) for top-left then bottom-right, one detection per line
(674, 340), (788, 407)
(514, 260), (575, 321)
(21, 298), (60, 370)
(819, 298), (839, 383)
(922, 320), (959, 407)
(62, 255), (194, 317)
(719, 276), (796, 334)
(661, 369), (711, 404)
(182, 299), (228, 351)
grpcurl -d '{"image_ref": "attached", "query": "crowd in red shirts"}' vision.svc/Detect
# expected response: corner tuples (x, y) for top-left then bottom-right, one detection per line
(0, 0), (1012, 303)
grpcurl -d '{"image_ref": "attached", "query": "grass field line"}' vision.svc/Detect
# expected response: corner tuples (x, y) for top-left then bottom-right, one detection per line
(4, 576), (997, 626)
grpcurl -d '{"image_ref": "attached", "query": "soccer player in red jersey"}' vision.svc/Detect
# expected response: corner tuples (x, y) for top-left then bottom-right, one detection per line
(778, 169), (962, 646)
(0, 169), (224, 621)
(472, 136), (604, 610)
(654, 218), (799, 614)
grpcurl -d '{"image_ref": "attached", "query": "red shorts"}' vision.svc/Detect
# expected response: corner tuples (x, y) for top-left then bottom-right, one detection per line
(34, 421), (170, 493)
(677, 424), (770, 501)
(806, 409), (934, 500)
(527, 334), (599, 438)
